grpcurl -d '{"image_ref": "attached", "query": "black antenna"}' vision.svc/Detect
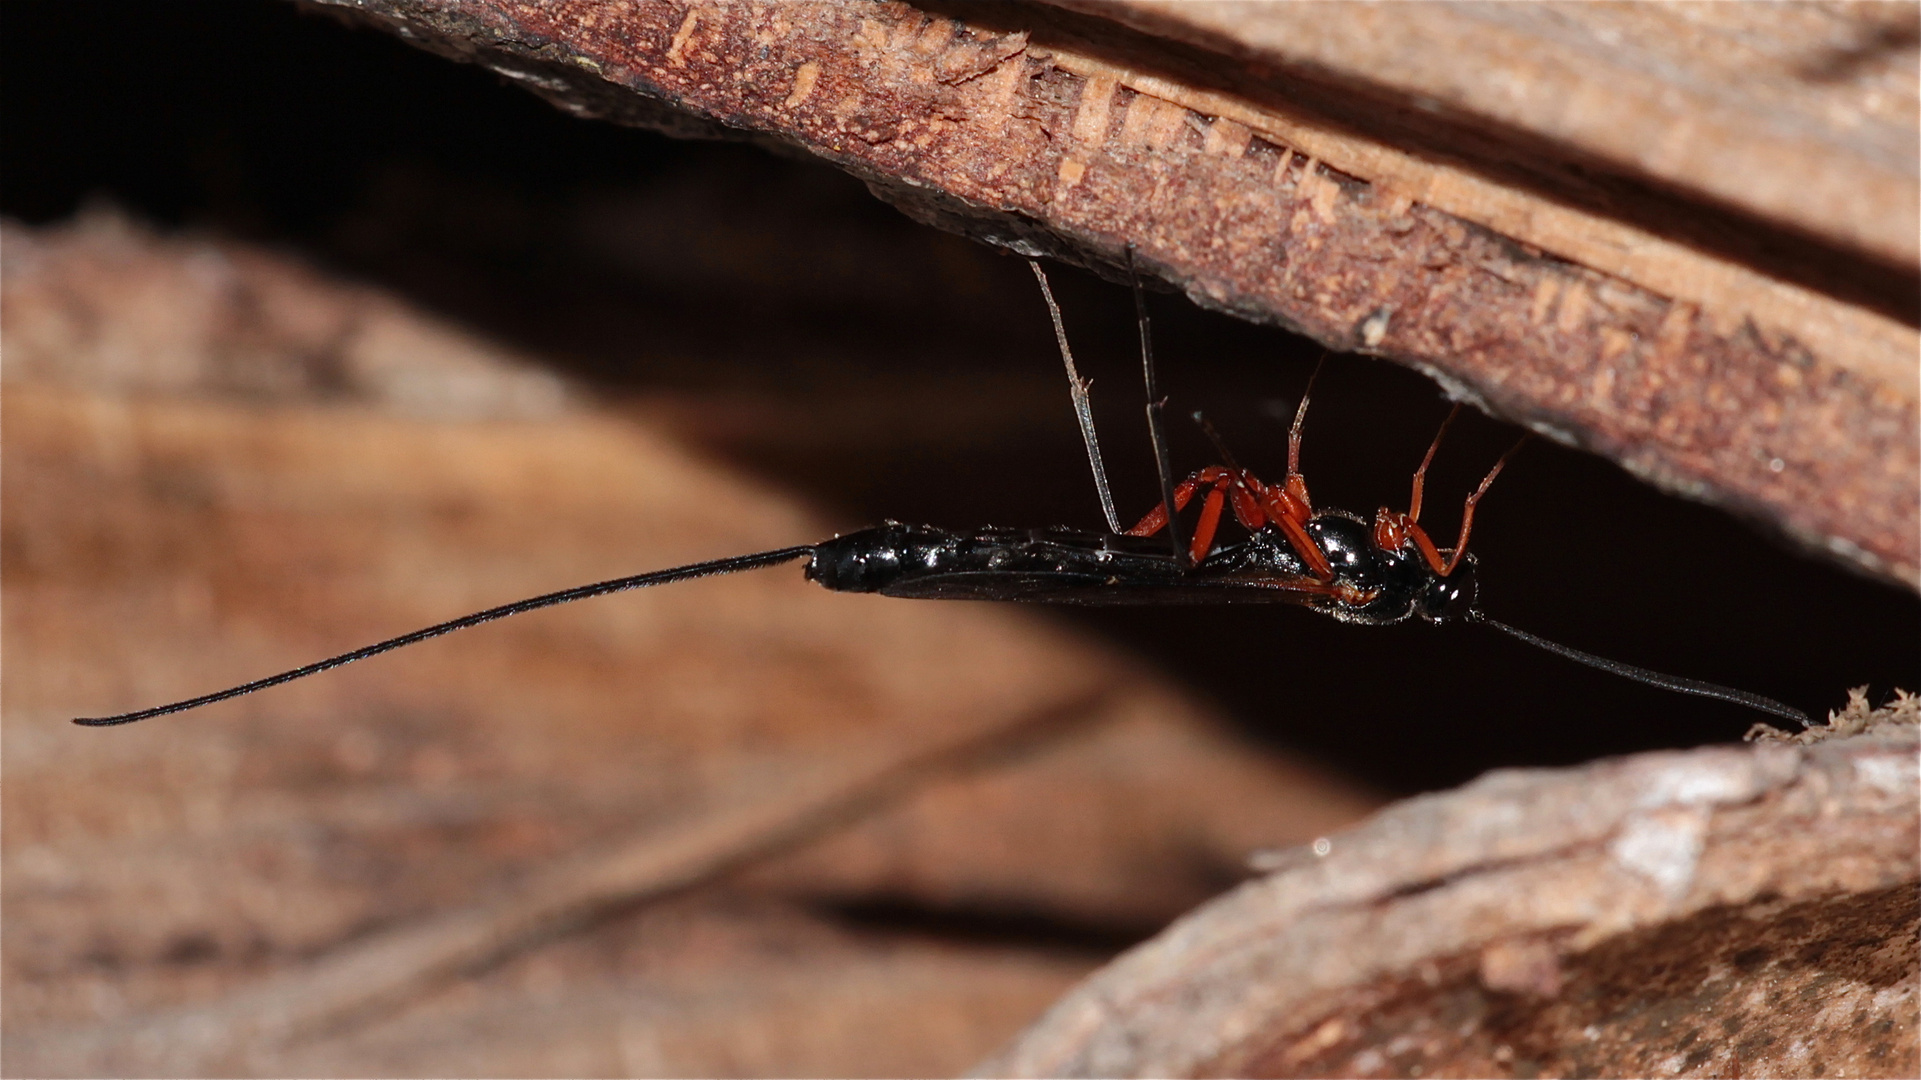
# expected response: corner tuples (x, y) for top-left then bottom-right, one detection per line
(1467, 610), (1811, 727)
(73, 546), (817, 727)
(1127, 245), (1189, 566)
(1029, 259), (1123, 535)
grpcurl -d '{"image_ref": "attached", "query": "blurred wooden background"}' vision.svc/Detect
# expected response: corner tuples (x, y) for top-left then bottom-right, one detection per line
(4, 205), (1377, 1076)
(3, 3), (1917, 1076)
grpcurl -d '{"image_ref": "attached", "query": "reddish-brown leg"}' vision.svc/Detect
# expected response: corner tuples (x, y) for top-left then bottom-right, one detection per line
(1276, 509), (1334, 580)
(1226, 476), (1267, 531)
(1440, 434), (1530, 576)
(1286, 357), (1324, 484)
(1402, 519), (1450, 575)
(1228, 360), (1332, 580)
(1188, 486), (1228, 563)
(1247, 480), (1332, 580)
(1126, 472), (1205, 536)
(1126, 467), (1245, 539)
(1187, 414), (1272, 536)
(1373, 510), (1406, 560)
(1375, 404), (1467, 576)
(1407, 403), (1461, 525)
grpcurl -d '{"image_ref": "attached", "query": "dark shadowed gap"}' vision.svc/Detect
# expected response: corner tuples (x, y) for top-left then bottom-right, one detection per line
(818, 896), (1155, 957)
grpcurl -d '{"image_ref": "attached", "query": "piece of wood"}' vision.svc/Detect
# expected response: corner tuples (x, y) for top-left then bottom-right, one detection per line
(1065, 1), (1920, 271)
(311, 0), (1920, 589)
(981, 692), (1921, 1078)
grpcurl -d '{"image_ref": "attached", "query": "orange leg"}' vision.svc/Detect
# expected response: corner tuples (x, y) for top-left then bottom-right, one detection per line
(1408, 403), (1460, 525)
(1127, 467), (1249, 538)
(1280, 473), (1313, 520)
(1404, 518), (1451, 576)
(1186, 414), (1271, 534)
(1164, 389), (1332, 573)
(1125, 364), (1351, 576)
(1127, 471), (1210, 536)
(1374, 404), (1467, 577)
(1226, 477), (1267, 532)
(1286, 357), (1324, 483)
(1277, 509), (1334, 580)
(1440, 434), (1530, 576)
(1188, 486), (1228, 564)
(1270, 359), (1323, 544)
(1257, 480), (1312, 530)
(1218, 468), (1330, 578)
(1248, 481), (1332, 580)
(1214, 364), (1334, 582)
(1128, 466), (1282, 564)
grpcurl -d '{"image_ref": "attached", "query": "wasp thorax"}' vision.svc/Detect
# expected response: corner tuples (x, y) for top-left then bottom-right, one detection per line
(1304, 514), (1376, 579)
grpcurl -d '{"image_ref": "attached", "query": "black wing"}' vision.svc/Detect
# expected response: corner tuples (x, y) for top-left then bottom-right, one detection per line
(879, 568), (1341, 605)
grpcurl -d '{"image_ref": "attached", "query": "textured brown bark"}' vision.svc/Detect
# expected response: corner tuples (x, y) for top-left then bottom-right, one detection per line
(982, 695), (1921, 1079)
(310, 0), (1920, 589)
(1063, 1), (1921, 272)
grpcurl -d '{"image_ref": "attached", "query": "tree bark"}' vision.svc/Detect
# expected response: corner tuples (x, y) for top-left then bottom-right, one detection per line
(313, 0), (1919, 589)
(982, 694), (1920, 1078)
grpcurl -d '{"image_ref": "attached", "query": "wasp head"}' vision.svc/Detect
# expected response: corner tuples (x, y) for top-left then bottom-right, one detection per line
(1417, 554), (1477, 623)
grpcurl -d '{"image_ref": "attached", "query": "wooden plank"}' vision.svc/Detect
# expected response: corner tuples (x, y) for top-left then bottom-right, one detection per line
(314, 0), (1919, 589)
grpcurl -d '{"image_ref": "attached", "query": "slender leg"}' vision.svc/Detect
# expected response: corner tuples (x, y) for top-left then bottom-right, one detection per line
(1441, 434), (1530, 575)
(1226, 481), (1267, 531)
(1206, 359), (1329, 576)
(1188, 361), (1332, 580)
(1128, 245), (1188, 565)
(1242, 460), (1331, 580)
(1030, 259), (1122, 534)
(1188, 486), (1228, 564)
(1126, 469), (1218, 537)
(1270, 504), (1335, 581)
(1188, 410), (1269, 530)
(1398, 520), (1450, 576)
(1408, 403), (1461, 525)
(1286, 356), (1326, 485)
(1374, 404), (1462, 574)
(1123, 485), (1189, 538)
(1126, 467), (1249, 537)
(1127, 467), (1278, 564)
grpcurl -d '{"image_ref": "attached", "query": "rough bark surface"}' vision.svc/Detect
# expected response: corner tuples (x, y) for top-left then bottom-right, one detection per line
(1064, 1), (1921, 271)
(310, 0), (1920, 589)
(982, 692), (1921, 1079)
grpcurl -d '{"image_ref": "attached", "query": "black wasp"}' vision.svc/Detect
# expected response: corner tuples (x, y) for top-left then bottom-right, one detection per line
(76, 254), (1810, 729)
